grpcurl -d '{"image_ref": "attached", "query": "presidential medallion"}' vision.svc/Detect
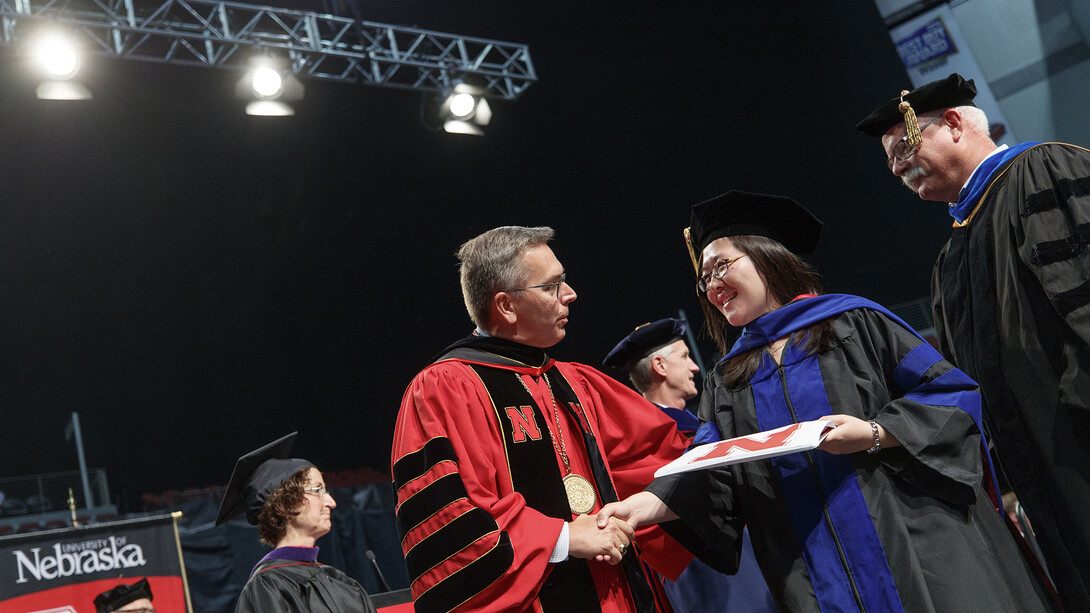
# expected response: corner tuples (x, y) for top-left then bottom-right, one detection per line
(564, 473), (596, 514)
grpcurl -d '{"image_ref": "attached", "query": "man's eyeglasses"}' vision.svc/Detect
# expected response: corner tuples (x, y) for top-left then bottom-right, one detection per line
(116, 609), (156, 613)
(886, 115), (943, 169)
(303, 484), (329, 498)
(698, 255), (747, 293)
(505, 273), (566, 299)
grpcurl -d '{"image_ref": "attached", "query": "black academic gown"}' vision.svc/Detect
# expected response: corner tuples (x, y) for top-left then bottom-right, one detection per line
(235, 546), (377, 613)
(651, 404), (777, 613)
(648, 297), (1053, 613)
(932, 142), (1090, 610)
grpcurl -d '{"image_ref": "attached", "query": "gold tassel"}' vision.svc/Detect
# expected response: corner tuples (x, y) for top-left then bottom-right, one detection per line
(680, 226), (697, 274)
(898, 89), (922, 147)
(683, 227), (700, 287)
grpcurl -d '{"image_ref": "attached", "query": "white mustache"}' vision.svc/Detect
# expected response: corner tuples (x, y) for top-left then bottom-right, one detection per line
(902, 165), (927, 191)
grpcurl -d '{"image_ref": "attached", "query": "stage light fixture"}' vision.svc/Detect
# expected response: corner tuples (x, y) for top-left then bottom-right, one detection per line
(438, 82), (492, 136)
(35, 33), (80, 79)
(250, 66), (284, 99)
(236, 56), (303, 116)
(30, 29), (92, 100)
(447, 92), (477, 118)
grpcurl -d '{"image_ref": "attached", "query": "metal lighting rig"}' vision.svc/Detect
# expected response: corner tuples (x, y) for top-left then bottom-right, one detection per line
(0, 0), (537, 99)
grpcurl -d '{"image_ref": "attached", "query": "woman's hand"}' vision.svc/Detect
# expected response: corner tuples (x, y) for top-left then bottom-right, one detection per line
(816, 414), (899, 455)
(593, 492), (677, 564)
(597, 492), (655, 531)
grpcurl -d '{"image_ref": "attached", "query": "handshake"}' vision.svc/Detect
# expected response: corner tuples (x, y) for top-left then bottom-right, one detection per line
(568, 494), (661, 565)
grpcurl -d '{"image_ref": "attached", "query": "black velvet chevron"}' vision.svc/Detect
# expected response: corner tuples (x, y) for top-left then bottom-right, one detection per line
(413, 532), (515, 613)
(1029, 224), (1090, 266)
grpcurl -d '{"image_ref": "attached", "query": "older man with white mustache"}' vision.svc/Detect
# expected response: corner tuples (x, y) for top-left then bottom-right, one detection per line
(857, 72), (1090, 612)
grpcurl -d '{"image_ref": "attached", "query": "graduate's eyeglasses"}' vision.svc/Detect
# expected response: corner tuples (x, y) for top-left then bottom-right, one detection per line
(303, 484), (329, 498)
(698, 255), (747, 293)
(886, 115), (943, 169)
(504, 273), (566, 299)
(117, 609), (156, 613)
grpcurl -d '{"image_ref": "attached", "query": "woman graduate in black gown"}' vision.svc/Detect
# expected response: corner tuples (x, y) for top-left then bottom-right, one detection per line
(216, 432), (377, 613)
(597, 191), (1056, 612)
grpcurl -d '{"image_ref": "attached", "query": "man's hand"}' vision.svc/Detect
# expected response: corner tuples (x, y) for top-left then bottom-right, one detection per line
(568, 513), (632, 563)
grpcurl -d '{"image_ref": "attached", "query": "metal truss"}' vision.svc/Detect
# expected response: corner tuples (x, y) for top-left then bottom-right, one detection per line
(0, 0), (537, 99)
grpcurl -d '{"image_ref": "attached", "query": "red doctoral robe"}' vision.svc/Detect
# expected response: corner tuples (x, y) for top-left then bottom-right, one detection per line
(392, 336), (692, 613)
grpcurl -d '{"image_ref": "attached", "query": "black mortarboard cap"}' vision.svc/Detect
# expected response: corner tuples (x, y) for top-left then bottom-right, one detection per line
(215, 432), (314, 526)
(684, 191), (822, 274)
(855, 72), (977, 137)
(94, 577), (153, 613)
(603, 318), (688, 370)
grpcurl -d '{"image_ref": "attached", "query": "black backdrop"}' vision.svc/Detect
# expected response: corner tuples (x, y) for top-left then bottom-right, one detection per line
(0, 3), (954, 505)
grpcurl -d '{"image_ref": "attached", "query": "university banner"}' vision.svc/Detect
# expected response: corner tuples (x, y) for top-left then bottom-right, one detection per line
(0, 514), (191, 613)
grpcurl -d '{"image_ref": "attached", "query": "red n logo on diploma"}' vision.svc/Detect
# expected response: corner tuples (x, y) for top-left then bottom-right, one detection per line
(655, 419), (833, 478)
(697, 422), (802, 461)
(505, 405), (543, 443)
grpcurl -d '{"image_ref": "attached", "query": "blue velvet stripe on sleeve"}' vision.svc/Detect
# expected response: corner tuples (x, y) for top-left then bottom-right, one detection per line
(901, 366), (1000, 502)
(732, 295), (994, 492)
(693, 421), (722, 446)
(892, 342), (942, 392)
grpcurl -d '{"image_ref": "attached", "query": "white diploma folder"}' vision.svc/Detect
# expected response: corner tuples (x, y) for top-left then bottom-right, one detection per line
(654, 419), (836, 478)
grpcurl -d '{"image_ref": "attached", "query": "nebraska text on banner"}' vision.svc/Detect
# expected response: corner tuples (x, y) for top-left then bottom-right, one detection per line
(0, 513), (191, 613)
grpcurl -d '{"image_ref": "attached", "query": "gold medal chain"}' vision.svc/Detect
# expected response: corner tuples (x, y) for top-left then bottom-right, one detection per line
(516, 372), (572, 475)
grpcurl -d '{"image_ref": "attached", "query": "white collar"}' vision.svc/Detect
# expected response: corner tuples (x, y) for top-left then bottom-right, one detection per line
(954, 144), (1008, 203)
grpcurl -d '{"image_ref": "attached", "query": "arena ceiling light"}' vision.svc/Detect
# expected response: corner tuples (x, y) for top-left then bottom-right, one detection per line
(251, 65), (284, 99)
(439, 82), (492, 136)
(30, 29), (92, 100)
(236, 56), (304, 116)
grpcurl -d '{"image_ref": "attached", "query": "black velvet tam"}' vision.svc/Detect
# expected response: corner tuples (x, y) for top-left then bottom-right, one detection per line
(855, 72), (977, 137)
(687, 190), (822, 256)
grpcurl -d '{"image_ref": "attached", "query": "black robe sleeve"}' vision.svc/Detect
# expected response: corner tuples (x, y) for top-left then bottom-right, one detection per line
(843, 308), (984, 506)
(645, 374), (746, 575)
(1010, 144), (1090, 342)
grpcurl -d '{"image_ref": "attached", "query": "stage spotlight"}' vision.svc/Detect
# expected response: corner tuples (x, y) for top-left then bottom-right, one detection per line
(236, 56), (303, 116)
(250, 66), (284, 99)
(31, 30), (92, 100)
(438, 82), (492, 136)
(35, 33), (80, 79)
(447, 92), (477, 118)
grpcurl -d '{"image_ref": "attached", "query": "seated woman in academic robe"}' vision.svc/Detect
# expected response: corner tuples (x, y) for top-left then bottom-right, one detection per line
(596, 191), (1057, 612)
(216, 432), (377, 613)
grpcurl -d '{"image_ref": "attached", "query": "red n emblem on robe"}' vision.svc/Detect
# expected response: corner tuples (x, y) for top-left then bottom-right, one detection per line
(505, 405), (543, 443)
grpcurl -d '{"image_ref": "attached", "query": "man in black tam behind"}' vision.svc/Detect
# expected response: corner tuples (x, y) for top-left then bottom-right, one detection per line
(390, 226), (694, 613)
(604, 318), (776, 613)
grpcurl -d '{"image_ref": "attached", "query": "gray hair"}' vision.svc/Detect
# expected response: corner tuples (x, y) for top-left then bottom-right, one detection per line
(952, 105), (989, 137)
(456, 226), (555, 328)
(627, 344), (676, 394)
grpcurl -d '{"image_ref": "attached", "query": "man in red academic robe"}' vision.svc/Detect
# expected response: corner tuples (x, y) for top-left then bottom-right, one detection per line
(391, 226), (693, 613)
